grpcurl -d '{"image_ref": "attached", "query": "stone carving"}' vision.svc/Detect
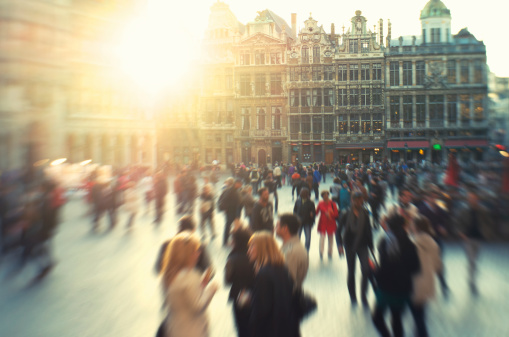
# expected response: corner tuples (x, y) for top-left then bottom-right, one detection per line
(424, 62), (447, 89)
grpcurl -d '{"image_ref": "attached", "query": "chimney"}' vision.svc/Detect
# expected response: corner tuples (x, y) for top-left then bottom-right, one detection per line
(331, 23), (335, 43)
(291, 13), (297, 38)
(379, 19), (384, 46)
(386, 19), (391, 47)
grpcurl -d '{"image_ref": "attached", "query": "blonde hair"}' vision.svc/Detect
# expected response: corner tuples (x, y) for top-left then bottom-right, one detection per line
(161, 232), (201, 289)
(248, 232), (285, 272)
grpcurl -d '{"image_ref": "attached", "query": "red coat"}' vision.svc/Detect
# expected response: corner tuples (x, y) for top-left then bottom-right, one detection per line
(316, 200), (338, 235)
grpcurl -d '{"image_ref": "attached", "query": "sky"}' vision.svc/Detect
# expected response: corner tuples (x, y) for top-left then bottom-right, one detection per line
(146, 0), (509, 77)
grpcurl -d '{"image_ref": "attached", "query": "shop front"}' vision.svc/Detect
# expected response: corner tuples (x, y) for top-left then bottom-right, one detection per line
(444, 139), (488, 162)
(336, 143), (384, 165)
(386, 140), (430, 163)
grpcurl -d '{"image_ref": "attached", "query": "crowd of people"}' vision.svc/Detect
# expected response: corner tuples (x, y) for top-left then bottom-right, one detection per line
(1, 154), (509, 336)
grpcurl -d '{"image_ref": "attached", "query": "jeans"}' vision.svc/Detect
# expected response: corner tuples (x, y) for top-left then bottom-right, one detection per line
(372, 295), (405, 337)
(409, 302), (428, 337)
(319, 233), (334, 257)
(299, 225), (312, 251)
(313, 183), (319, 200)
(345, 246), (371, 302)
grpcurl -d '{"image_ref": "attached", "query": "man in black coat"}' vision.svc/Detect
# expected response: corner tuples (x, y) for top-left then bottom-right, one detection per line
(250, 187), (274, 233)
(219, 179), (243, 246)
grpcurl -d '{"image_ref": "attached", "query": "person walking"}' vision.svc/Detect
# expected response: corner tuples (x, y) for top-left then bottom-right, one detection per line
(276, 213), (309, 290)
(247, 232), (299, 337)
(312, 168), (321, 201)
(240, 185), (255, 222)
(199, 183), (216, 240)
(159, 232), (218, 337)
(153, 172), (168, 226)
(225, 227), (255, 337)
(123, 181), (140, 229)
(293, 188), (316, 252)
(409, 216), (442, 337)
(218, 179), (243, 246)
(372, 213), (421, 337)
(337, 191), (374, 306)
(249, 187), (274, 233)
(316, 190), (338, 260)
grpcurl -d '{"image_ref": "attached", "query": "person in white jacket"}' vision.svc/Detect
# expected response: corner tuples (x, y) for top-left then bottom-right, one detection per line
(410, 216), (442, 337)
(160, 232), (218, 337)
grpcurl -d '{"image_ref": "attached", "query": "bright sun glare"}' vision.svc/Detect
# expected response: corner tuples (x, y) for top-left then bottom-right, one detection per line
(114, 4), (200, 100)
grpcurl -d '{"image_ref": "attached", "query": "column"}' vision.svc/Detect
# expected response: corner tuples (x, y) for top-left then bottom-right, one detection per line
(412, 61), (416, 86)
(399, 61), (403, 87)
(425, 95), (430, 128)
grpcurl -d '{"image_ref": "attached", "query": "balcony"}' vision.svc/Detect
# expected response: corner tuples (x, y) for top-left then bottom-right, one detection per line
(271, 130), (287, 137)
(430, 120), (444, 128)
(240, 130), (250, 137)
(302, 134), (310, 140)
(324, 133), (334, 140)
(416, 121), (426, 128)
(403, 121), (413, 128)
(290, 133), (299, 140)
(254, 130), (267, 137)
(390, 121), (402, 128)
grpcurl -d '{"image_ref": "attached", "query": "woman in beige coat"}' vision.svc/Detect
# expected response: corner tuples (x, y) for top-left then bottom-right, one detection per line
(410, 216), (442, 337)
(160, 232), (218, 337)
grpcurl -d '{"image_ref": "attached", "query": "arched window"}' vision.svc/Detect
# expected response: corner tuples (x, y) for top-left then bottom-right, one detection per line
(301, 46), (309, 64)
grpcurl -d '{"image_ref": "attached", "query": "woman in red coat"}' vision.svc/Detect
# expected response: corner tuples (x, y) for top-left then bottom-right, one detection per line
(316, 190), (338, 260)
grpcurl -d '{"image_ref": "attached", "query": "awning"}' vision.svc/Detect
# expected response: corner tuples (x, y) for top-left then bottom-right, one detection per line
(387, 141), (430, 149)
(336, 143), (384, 150)
(444, 139), (489, 148)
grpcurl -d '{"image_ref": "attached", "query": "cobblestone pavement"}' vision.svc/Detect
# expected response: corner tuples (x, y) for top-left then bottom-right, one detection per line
(0, 172), (508, 337)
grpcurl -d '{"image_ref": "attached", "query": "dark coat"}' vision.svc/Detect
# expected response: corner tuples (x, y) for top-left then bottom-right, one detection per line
(375, 233), (420, 296)
(225, 248), (255, 302)
(293, 198), (316, 227)
(250, 202), (274, 233)
(337, 207), (373, 251)
(249, 265), (299, 337)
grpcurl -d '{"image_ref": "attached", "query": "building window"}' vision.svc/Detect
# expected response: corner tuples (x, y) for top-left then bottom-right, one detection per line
(324, 88), (334, 107)
(372, 88), (382, 106)
(290, 89), (298, 107)
(240, 75), (250, 96)
(255, 50), (265, 65)
(290, 116), (300, 133)
(447, 60), (456, 84)
(416, 61), (425, 85)
(257, 107), (266, 130)
(216, 100), (225, 123)
(460, 60), (469, 84)
(372, 63), (382, 80)
(460, 94), (470, 125)
(338, 64), (347, 82)
(403, 95), (413, 127)
(301, 67), (310, 81)
(301, 89), (310, 107)
(350, 64), (359, 81)
(226, 100), (234, 124)
(324, 115), (335, 133)
(290, 67), (297, 82)
(361, 64), (369, 81)
(241, 107), (251, 130)
(361, 113), (371, 133)
(349, 39), (358, 53)
(473, 60), (483, 83)
(240, 52), (250, 65)
(403, 61), (412, 85)
(350, 114), (359, 133)
(225, 68), (233, 89)
(473, 94), (484, 121)
(338, 115), (347, 134)
(349, 89), (359, 106)
(373, 113), (382, 134)
(338, 89), (347, 107)
(324, 66), (335, 81)
(301, 116), (311, 133)
(422, 29), (426, 44)
(361, 40), (369, 53)
(226, 134), (233, 142)
(301, 46), (309, 63)
(272, 107), (281, 129)
(271, 73), (282, 95)
(429, 95), (444, 124)
(416, 95), (425, 126)
(313, 115), (322, 133)
(255, 74), (265, 95)
(312, 88), (322, 107)
(215, 134), (222, 142)
(431, 28), (441, 43)
(312, 66), (321, 81)
(390, 62), (399, 86)
(447, 95), (457, 124)
(361, 88), (369, 106)
(313, 45), (320, 63)
(270, 52), (281, 64)
(205, 99), (214, 124)
(390, 96), (400, 124)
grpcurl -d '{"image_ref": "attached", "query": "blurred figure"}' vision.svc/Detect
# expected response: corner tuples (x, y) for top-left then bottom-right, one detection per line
(240, 185), (255, 222)
(247, 232), (299, 337)
(409, 216), (442, 337)
(276, 213), (309, 290)
(264, 171), (278, 213)
(312, 168), (321, 201)
(249, 187), (274, 234)
(153, 172), (168, 225)
(123, 181), (140, 229)
(139, 171), (153, 215)
(291, 170), (301, 200)
(225, 227), (255, 337)
(293, 188), (316, 252)
(199, 183), (216, 240)
(337, 191), (373, 306)
(454, 190), (493, 295)
(372, 213), (420, 337)
(273, 164), (282, 189)
(91, 176), (117, 231)
(369, 177), (384, 229)
(330, 177), (342, 206)
(218, 178), (243, 246)
(249, 168), (260, 195)
(316, 190), (338, 260)
(159, 232), (218, 337)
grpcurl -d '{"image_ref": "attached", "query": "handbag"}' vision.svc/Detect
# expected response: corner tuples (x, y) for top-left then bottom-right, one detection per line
(293, 288), (317, 322)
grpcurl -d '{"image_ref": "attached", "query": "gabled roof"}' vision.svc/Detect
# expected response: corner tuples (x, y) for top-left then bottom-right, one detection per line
(265, 9), (295, 40)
